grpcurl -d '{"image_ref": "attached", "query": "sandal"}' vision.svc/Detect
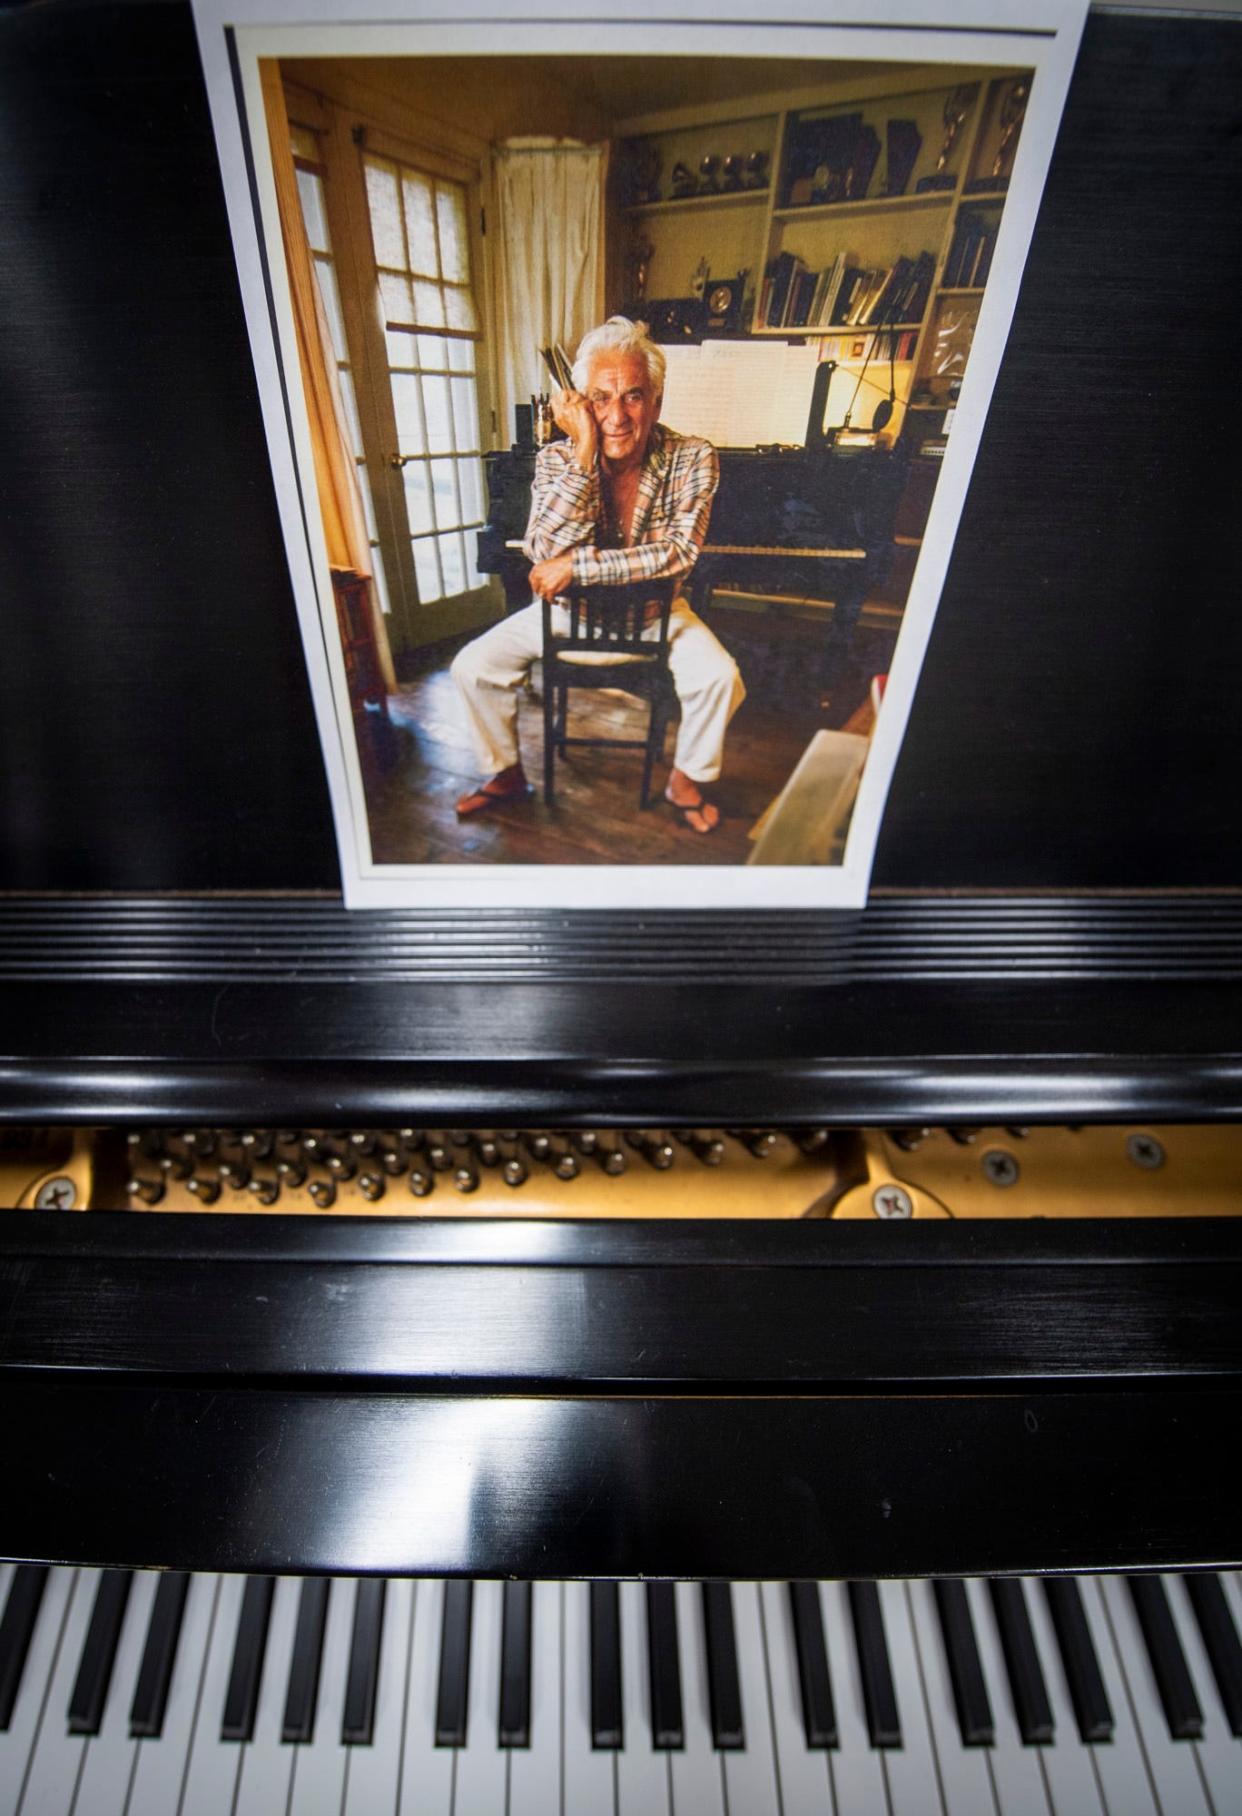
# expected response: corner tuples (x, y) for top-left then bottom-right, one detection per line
(455, 775), (534, 818)
(663, 785), (720, 835)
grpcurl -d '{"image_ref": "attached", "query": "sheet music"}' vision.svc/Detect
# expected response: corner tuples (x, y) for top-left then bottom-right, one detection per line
(660, 340), (822, 447)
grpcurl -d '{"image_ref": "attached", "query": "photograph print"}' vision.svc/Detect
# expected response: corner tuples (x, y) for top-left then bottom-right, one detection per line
(197, 2), (1087, 907)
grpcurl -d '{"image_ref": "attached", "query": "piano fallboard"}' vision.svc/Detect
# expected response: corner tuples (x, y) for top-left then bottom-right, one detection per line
(2, 1214), (1239, 1581)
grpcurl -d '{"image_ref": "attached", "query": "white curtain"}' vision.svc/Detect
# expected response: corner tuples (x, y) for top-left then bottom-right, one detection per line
(491, 138), (606, 443)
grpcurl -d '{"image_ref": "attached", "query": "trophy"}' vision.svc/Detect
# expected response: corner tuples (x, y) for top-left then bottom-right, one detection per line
(721, 154), (744, 192)
(627, 231), (655, 304)
(630, 141), (661, 205)
(744, 150), (769, 190)
(916, 85), (976, 192)
(670, 160), (696, 199)
(992, 76), (1030, 182)
(698, 154), (721, 194)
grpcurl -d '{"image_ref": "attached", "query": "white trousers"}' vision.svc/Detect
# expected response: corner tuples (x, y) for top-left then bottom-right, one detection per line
(450, 598), (746, 783)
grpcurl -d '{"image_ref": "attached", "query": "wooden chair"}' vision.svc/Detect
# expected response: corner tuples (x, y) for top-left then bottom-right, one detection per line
(540, 580), (678, 808)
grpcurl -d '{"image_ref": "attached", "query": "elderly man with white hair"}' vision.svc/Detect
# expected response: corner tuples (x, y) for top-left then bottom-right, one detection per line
(452, 316), (744, 835)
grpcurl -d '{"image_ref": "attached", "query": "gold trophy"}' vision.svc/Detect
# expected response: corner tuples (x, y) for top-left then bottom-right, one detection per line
(992, 76), (1030, 184)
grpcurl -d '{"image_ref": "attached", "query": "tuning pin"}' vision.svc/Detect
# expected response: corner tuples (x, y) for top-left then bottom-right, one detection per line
(348, 1132), (377, 1156)
(128, 1176), (165, 1206)
(182, 1130), (215, 1156)
(218, 1160), (250, 1191)
(301, 1134), (323, 1157)
(688, 1132), (725, 1166)
(426, 1142), (453, 1172)
(947, 1127), (980, 1145)
(502, 1158), (528, 1188)
(795, 1129), (831, 1154)
(889, 1127), (930, 1152)
(572, 1131), (599, 1156)
(357, 1172), (386, 1202)
(276, 1157), (307, 1188)
(475, 1137), (501, 1168)
(308, 1179), (336, 1209)
(741, 1131), (778, 1159)
(524, 1132), (552, 1163)
(397, 1128), (421, 1146)
(158, 1151), (194, 1181)
(408, 1167), (434, 1198)
(186, 1175), (221, 1205)
(240, 1131), (273, 1159)
(453, 1164), (480, 1194)
(448, 1130), (471, 1147)
(379, 1148), (406, 1176)
(247, 1177), (280, 1206)
(628, 1130), (674, 1169)
(275, 1130), (301, 1146)
(127, 1130), (162, 1160)
(596, 1140), (627, 1176)
(553, 1151), (580, 1181)
(325, 1153), (357, 1181)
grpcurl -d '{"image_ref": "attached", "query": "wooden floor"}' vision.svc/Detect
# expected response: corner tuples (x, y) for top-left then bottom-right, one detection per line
(364, 607), (896, 869)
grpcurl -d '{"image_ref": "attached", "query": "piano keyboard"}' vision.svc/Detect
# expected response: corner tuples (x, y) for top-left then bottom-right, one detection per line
(2, 1568), (1240, 1814)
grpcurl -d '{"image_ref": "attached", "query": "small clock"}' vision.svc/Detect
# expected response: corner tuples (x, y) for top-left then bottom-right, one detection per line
(702, 278), (744, 334)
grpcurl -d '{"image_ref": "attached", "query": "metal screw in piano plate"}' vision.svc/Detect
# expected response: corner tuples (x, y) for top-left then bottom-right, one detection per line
(1126, 1132), (1165, 1170)
(34, 1175), (78, 1210)
(872, 1183), (913, 1219)
(981, 1149), (1020, 1187)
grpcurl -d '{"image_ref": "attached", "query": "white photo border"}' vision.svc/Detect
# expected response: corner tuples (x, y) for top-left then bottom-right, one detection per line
(192, 0), (1088, 908)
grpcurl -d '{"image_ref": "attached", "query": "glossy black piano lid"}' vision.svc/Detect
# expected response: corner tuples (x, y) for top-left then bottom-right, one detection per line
(2, 1213), (1241, 1579)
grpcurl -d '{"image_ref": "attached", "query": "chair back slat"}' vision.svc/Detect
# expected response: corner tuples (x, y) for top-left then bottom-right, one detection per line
(551, 578), (676, 656)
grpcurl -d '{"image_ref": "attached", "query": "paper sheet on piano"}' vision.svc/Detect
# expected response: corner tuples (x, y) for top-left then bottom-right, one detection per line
(660, 340), (823, 448)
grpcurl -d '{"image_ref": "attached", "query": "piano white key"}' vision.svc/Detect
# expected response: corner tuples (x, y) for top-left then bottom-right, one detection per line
(904, 1580), (995, 1816)
(616, 1582), (670, 1816)
(757, 1584), (831, 1816)
(719, 1583), (780, 1815)
(1096, 1574), (1212, 1816)
(0, 1567), (76, 1816)
(286, 1578), (355, 1816)
(816, 1581), (888, 1816)
(965, 1578), (1052, 1816)
(396, 1581), (454, 1816)
(451, 1581), (505, 1816)
(125, 1574), (220, 1816)
(668, 1581), (725, 1816)
(232, 1574), (301, 1816)
(1166, 1573), (1242, 1816)
(1023, 1581), (1107, 1816)
(68, 1566), (157, 1813)
(562, 1583), (617, 1816)
(341, 1579), (412, 1816)
(17, 1566), (99, 1816)
(1073, 1579), (1158, 1816)
(507, 1582), (561, 1816)
(178, 1574), (248, 1816)
(873, 1580), (945, 1816)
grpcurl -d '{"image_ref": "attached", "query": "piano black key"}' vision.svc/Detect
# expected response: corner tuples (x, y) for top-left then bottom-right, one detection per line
(342, 1578), (386, 1744)
(788, 1580), (837, 1748)
(701, 1581), (744, 1750)
(645, 1581), (684, 1749)
(847, 1580), (901, 1748)
(129, 1570), (190, 1739)
(0, 1564), (48, 1730)
(1128, 1574), (1203, 1740)
(281, 1576), (330, 1743)
(1043, 1576), (1113, 1742)
(67, 1568), (133, 1735)
(988, 1578), (1054, 1744)
(589, 1581), (623, 1749)
(221, 1574), (275, 1742)
(1183, 1572), (1242, 1736)
(498, 1580), (532, 1748)
(933, 1577), (994, 1746)
(435, 1579), (473, 1746)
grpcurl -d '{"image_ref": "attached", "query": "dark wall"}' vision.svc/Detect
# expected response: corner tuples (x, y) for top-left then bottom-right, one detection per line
(1, 3), (1239, 892)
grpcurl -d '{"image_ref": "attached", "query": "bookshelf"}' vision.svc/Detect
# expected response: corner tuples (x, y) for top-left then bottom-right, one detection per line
(616, 69), (1030, 447)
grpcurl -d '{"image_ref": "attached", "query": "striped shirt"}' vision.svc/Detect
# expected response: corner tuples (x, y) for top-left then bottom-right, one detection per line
(522, 424), (719, 592)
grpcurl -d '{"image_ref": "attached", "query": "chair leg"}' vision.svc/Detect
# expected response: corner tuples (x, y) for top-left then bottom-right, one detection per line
(640, 696), (663, 808)
(557, 684), (568, 755)
(543, 668), (556, 806)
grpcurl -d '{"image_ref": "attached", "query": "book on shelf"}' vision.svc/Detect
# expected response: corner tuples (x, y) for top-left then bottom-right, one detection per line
(944, 216), (997, 289)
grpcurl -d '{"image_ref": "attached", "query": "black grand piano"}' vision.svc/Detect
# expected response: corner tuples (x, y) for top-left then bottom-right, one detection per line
(3, 2), (1242, 1809)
